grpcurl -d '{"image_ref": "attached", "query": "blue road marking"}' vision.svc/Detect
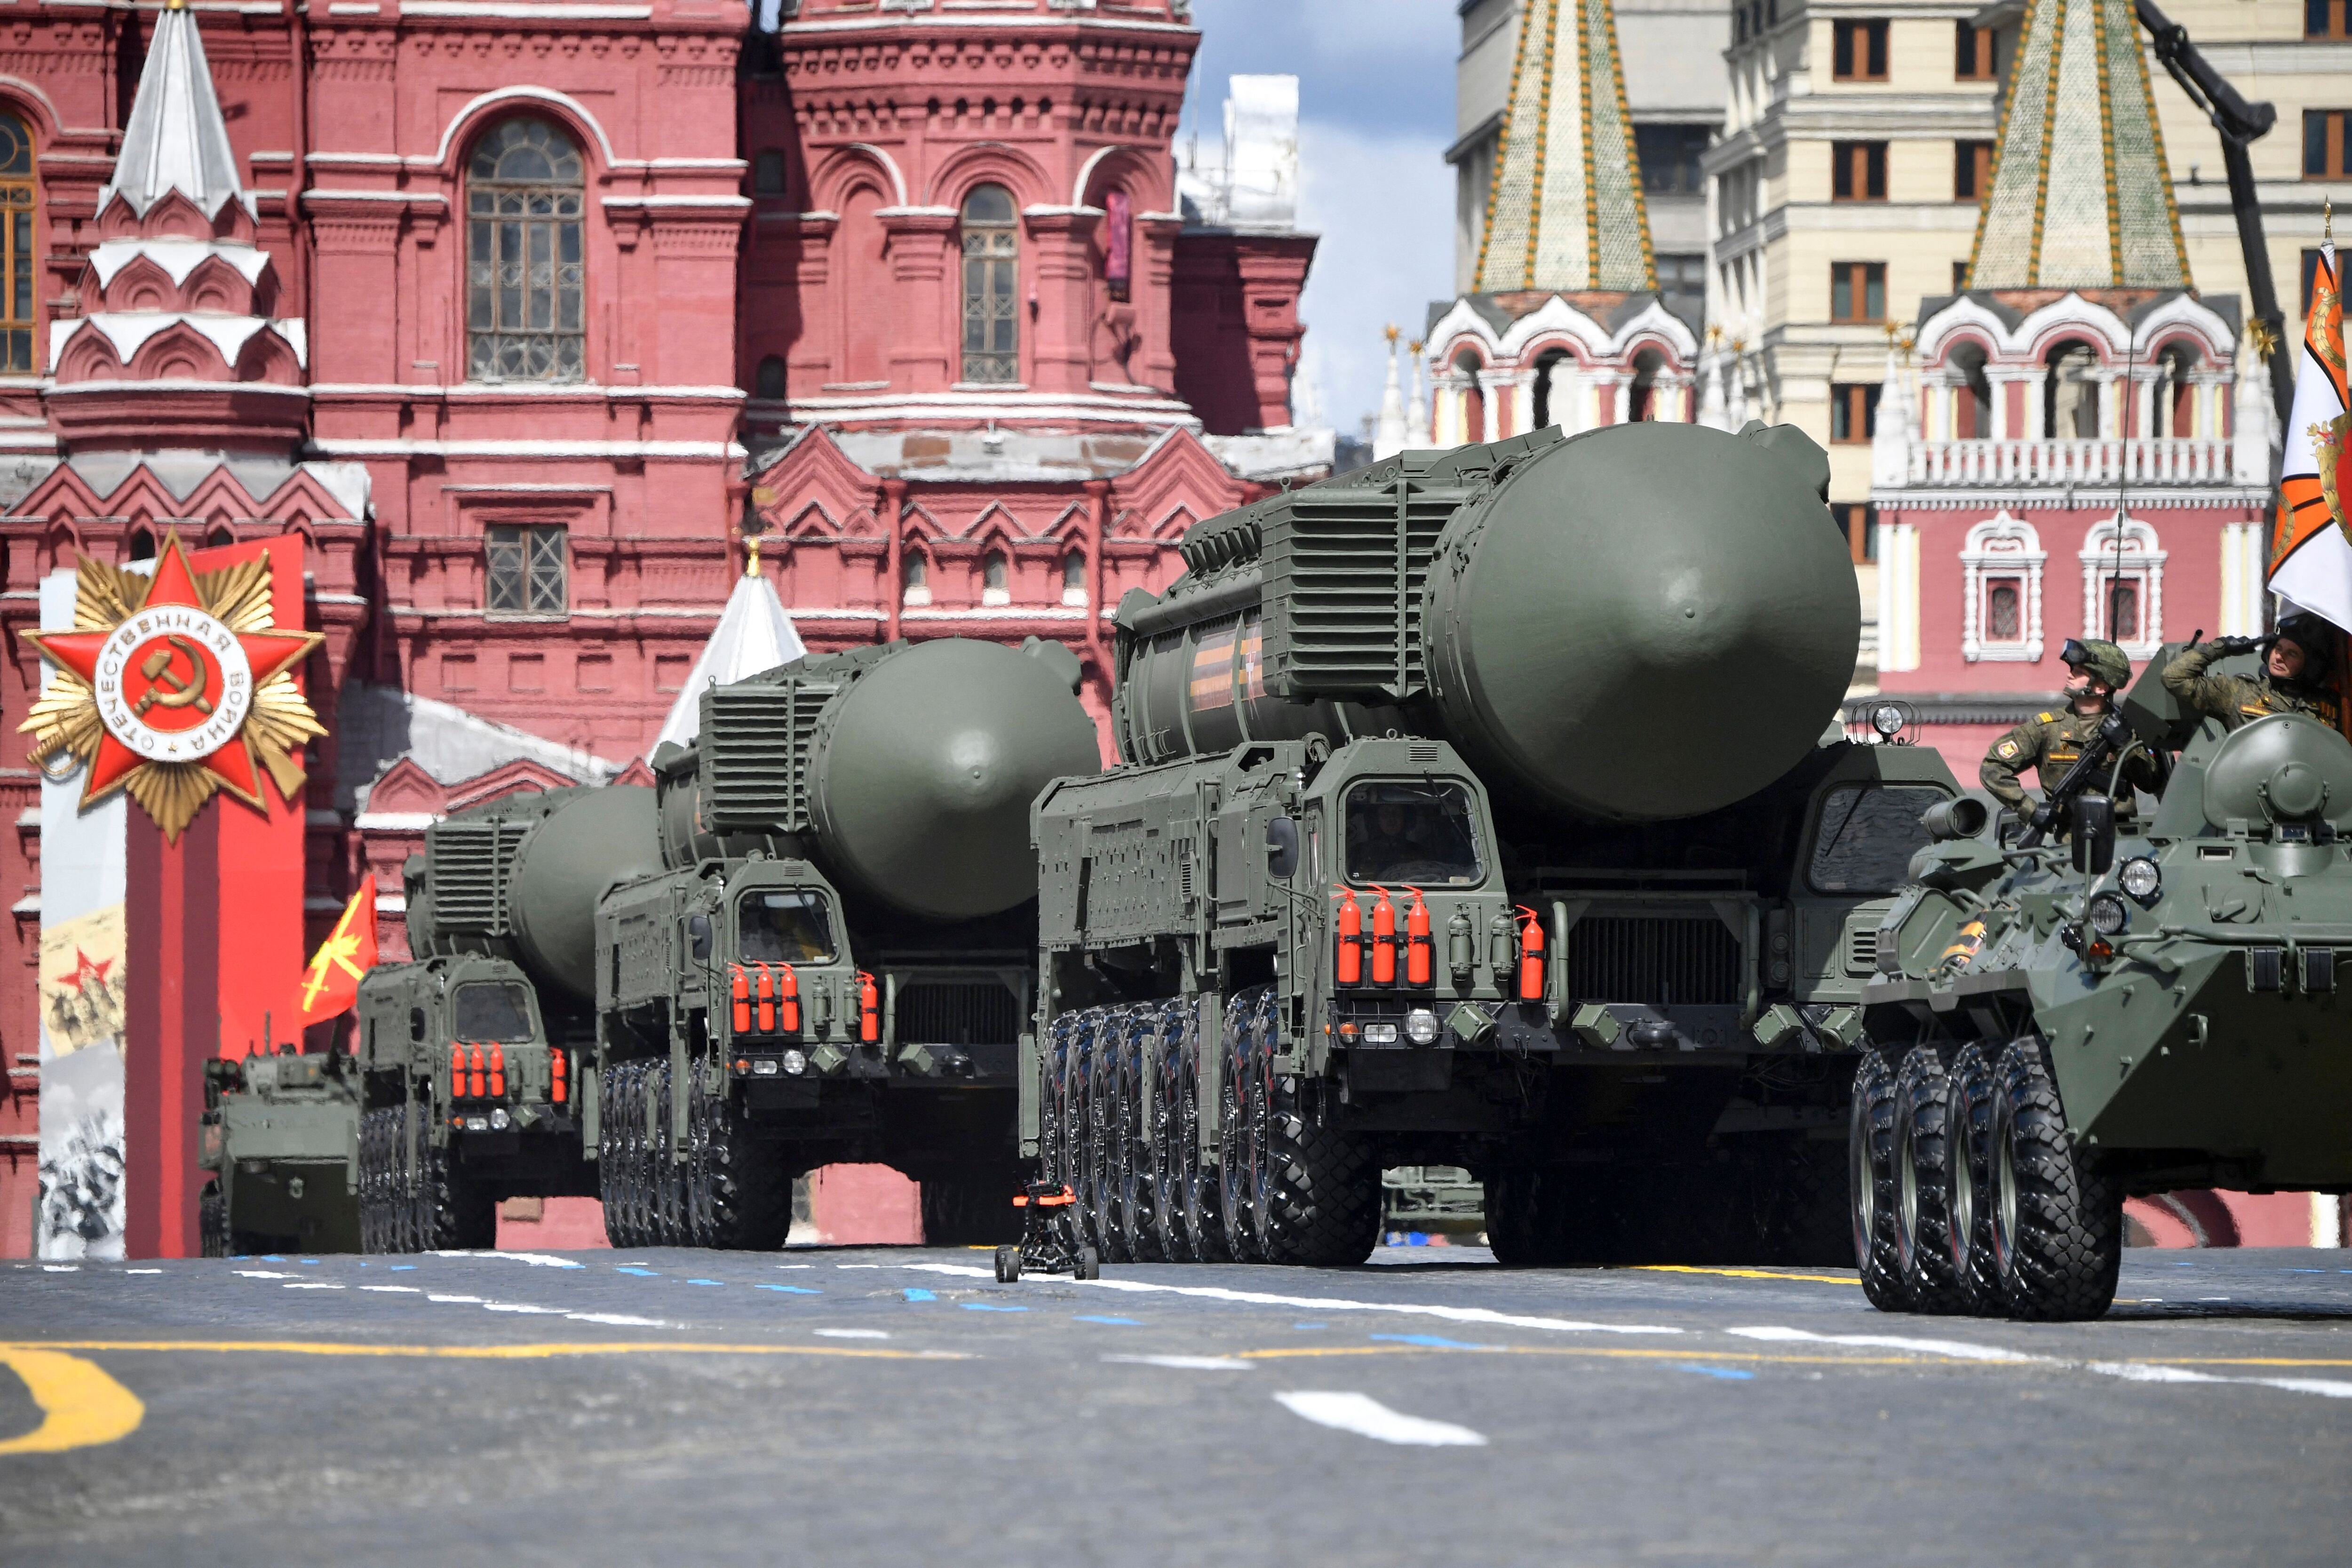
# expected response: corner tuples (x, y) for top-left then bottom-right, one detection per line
(389, 1265), (415, 1272)
(262, 1256), (286, 1263)
(615, 1267), (660, 1277)
(1075, 1315), (1140, 1325)
(1293, 1323), (1327, 1330)
(300, 1259), (321, 1266)
(1673, 1364), (1756, 1381)
(961, 1303), (1026, 1313)
(757, 1285), (822, 1295)
(686, 1279), (723, 1287)
(2288, 1268), (2327, 1274)
(1372, 1334), (1497, 1351)
(904, 1288), (938, 1302)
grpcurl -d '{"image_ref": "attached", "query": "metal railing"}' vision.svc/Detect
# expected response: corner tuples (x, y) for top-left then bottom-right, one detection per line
(1905, 436), (2236, 486)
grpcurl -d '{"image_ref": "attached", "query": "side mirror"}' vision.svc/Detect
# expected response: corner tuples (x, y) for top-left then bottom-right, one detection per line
(1920, 797), (1989, 841)
(1264, 816), (1300, 880)
(687, 913), (713, 962)
(2073, 794), (2116, 875)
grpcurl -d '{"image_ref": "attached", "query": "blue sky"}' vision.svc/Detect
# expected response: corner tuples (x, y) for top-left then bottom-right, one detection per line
(1175, 0), (1459, 442)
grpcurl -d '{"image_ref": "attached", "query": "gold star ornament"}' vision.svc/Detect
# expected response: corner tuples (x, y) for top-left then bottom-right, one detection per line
(20, 529), (326, 841)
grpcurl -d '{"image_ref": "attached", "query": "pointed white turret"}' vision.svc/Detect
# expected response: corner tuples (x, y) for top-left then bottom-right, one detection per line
(2233, 336), (2279, 484)
(1406, 341), (1430, 446)
(1871, 348), (1914, 488)
(98, 0), (250, 224)
(1373, 327), (1408, 460)
(655, 542), (810, 752)
(1698, 340), (1728, 431)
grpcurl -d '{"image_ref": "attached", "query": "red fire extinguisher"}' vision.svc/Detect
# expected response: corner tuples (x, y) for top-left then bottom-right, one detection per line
(1335, 888), (1363, 985)
(730, 965), (751, 1034)
(858, 971), (880, 1043)
(1517, 906), (1545, 1002)
(779, 964), (801, 1034)
(1405, 889), (1432, 986)
(1370, 886), (1398, 986)
(755, 964), (777, 1033)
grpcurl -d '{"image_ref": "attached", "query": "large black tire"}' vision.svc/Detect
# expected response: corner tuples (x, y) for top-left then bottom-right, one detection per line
(706, 1086), (791, 1250)
(1112, 1008), (1161, 1262)
(1850, 1047), (1914, 1312)
(1216, 991), (1267, 1263)
(597, 1062), (637, 1250)
(419, 1138), (496, 1250)
(395, 1106), (427, 1254)
(652, 1059), (687, 1247)
(1169, 1000), (1227, 1263)
(1892, 1046), (1971, 1313)
(921, 1168), (1024, 1246)
(1945, 1043), (2003, 1314)
(1482, 1169), (1551, 1266)
(1248, 991), (1378, 1267)
(1990, 1036), (2121, 1321)
(199, 1181), (228, 1258)
(358, 1108), (387, 1254)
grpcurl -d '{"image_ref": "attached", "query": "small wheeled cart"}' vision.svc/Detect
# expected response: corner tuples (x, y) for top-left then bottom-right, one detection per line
(995, 1180), (1098, 1281)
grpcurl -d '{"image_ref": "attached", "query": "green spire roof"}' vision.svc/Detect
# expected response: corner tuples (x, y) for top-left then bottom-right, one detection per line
(1966, 0), (2190, 291)
(1473, 0), (1657, 294)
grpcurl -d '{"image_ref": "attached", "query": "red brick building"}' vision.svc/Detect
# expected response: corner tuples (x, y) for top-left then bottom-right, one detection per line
(0, 0), (1324, 1253)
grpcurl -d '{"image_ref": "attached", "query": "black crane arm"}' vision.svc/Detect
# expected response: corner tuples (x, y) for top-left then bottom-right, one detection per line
(2134, 0), (2293, 430)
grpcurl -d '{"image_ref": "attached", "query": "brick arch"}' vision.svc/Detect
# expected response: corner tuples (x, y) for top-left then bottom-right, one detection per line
(809, 143), (906, 214)
(1075, 143), (1170, 214)
(926, 141), (1053, 213)
(229, 327), (304, 386)
(432, 88), (617, 174)
(0, 76), (65, 145)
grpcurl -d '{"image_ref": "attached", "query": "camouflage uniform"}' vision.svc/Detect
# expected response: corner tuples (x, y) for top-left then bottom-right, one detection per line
(1980, 707), (2160, 826)
(2160, 645), (2343, 732)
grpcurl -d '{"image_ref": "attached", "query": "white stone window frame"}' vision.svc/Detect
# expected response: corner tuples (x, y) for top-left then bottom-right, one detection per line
(2078, 513), (2165, 661)
(1961, 510), (2045, 663)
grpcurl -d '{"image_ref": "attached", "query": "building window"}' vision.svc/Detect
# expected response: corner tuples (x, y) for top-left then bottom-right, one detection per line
(1833, 20), (1889, 81)
(902, 550), (931, 606)
(1061, 550), (1087, 606)
(1630, 349), (1663, 422)
(2045, 341), (2101, 438)
(1835, 502), (1878, 563)
(754, 355), (787, 400)
(467, 119), (586, 382)
(1960, 511), (2046, 662)
(0, 115), (30, 375)
(1832, 142), (1887, 201)
(1951, 344), (1993, 438)
(2079, 515), (2165, 656)
(2151, 344), (2198, 437)
(1830, 382), (1882, 442)
(2307, 111), (2351, 178)
(1656, 253), (1706, 326)
(1830, 262), (1887, 322)
(485, 524), (567, 617)
(961, 184), (1020, 383)
(1955, 22), (2000, 80)
(1635, 125), (1711, 196)
(981, 550), (1010, 606)
(1455, 350), (1486, 443)
(2310, 0), (2351, 40)
(1955, 141), (1994, 201)
(752, 148), (787, 196)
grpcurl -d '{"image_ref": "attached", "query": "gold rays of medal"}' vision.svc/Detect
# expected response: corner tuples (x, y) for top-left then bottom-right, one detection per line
(21, 537), (326, 839)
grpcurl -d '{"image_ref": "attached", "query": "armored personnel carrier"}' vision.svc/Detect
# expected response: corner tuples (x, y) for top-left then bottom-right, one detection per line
(198, 1045), (363, 1256)
(373, 636), (1099, 1250)
(1027, 422), (1964, 1267)
(1857, 648), (2352, 1320)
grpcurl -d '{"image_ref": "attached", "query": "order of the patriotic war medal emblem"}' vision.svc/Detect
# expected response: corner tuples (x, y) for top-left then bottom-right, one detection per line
(19, 529), (326, 840)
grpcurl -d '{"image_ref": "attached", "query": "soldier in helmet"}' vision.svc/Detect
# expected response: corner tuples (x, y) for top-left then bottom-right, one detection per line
(2161, 613), (2343, 731)
(1981, 638), (2159, 833)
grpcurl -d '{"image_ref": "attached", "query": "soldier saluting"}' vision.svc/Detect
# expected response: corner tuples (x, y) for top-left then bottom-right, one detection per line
(1981, 638), (2159, 835)
(2161, 613), (2343, 731)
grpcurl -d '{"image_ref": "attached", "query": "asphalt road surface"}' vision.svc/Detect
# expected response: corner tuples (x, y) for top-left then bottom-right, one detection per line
(5, 1244), (2352, 1567)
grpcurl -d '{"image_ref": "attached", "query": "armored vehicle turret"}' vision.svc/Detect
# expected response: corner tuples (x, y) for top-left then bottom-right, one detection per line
(198, 1046), (363, 1256)
(1857, 646), (2352, 1320)
(1029, 422), (1963, 1268)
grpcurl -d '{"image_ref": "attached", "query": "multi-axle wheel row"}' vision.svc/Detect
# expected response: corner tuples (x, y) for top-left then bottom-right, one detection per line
(598, 1059), (791, 1250)
(358, 1106), (495, 1254)
(1851, 1038), (2122, 1321)
(1040, 986), (1380, 1268)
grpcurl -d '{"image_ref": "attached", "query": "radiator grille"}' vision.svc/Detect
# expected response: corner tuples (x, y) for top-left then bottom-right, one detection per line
(700, 679), (836, 831)
(1261, 484), (1460, 700)
(1844, 924), (1880, 975)
(1566, 916), (1743, 1008)
(428, 820), (530, 935)
(894, 981), (1023, 1047)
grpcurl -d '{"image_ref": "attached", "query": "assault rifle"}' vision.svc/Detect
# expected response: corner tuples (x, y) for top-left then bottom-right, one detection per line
(2018, 710), (2135, 850)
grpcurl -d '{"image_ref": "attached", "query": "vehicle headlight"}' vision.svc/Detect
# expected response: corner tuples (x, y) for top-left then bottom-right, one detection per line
(1870, 703), (1906, 740)
(1405, 1008), (1439, 1045)
(781, 1049), (808, 1076)
(2118, 856), (2161, 905)
(490, 1107), (510, 1131)
(1361, 1022), (1400, 1045)
(2087, 892), (2130, 936)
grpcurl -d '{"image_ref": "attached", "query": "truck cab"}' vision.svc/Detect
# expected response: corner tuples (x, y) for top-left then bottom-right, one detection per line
(198, 1047), (362, 1256)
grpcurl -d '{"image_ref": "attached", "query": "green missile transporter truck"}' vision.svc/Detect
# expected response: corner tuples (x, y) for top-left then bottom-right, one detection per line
(199, 1045), (363, 1256)
(1025, 421), (1965, 1268)
(1857, 648), (2352, 1321)
(363, 636), (1099, 1252)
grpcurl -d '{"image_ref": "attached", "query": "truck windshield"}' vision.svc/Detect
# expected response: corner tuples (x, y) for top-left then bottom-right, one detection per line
(1345, 781), (1483, 886)
(739, 890), (837, 963)
(1808, 784), (1947, 895)
(453, 982), (534, 1042)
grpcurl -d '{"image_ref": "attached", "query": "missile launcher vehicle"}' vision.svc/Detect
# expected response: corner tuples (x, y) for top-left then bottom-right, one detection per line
(198, 1045), (363, 1257)
(363, 635), (1099, 1251)
(1026, 421), (1965, 1268)
(1856, 648), (2352, 1320)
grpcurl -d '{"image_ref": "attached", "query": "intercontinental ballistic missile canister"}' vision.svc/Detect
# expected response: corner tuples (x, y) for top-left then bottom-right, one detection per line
(670, 637), (1103, 922)
(1117, 421), (1858, 823)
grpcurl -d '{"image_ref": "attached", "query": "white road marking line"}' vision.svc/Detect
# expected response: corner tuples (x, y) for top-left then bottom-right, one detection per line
(1103, 1354), (1256, 1371)
(564, 1312), (676, 1329)
(281, 1283), (346, 1291)
(427, 1294), (485, 1304)
(40, 1265), (78, 1273)
(235, 1270), (296, 1280)
(1727, 1326), (2034, 1362)
(835, 1265), (885, 1270)
(815, 1329), (890, 1340)
(427, 1250), (584, 1269)
(2087, 1361), (2352, 1399)
(358, 1286), (422, 1294)
(482, 1304), (567, 1315)
(123, 1269), (162, 1275)
(903, 1264), (1681, 1337)
(1274, 1392), (1487, 1447)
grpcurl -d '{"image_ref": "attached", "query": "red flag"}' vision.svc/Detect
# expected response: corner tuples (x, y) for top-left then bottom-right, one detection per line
(291, 875), (379, 1030)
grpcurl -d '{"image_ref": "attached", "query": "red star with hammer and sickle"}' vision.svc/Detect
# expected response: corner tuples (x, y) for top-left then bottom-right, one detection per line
(25, 534), (318, 805)
(52, 947), (113, 994)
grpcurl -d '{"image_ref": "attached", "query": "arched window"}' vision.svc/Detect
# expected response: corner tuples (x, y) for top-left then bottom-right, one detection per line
(2045, 340), (2100, 439)
(754, 355), (787, 400)
(1532, 349), (1570, 430)
(981, 549), (1011, 606)
(1061, 549), (1087, 606)
(127, 527), (157, 562)
(2150, 344), (2197, 438)
(961, 184), (1019, 383)
(0, 115), (31, 374)
(902, 550), (931, 606)
(468, 119), (586, 382)
(1960, 510), (2046, 663)
(2079, 514), (2165, 656)
(1630, 349), (1664, 422)
(1951, 342), (1993, 438)
(1454, 350), (1485, 444)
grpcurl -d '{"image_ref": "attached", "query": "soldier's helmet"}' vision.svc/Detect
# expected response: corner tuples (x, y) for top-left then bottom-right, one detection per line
(2274, 613), (2337, 679)
(2062, 637), (2132, 690)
